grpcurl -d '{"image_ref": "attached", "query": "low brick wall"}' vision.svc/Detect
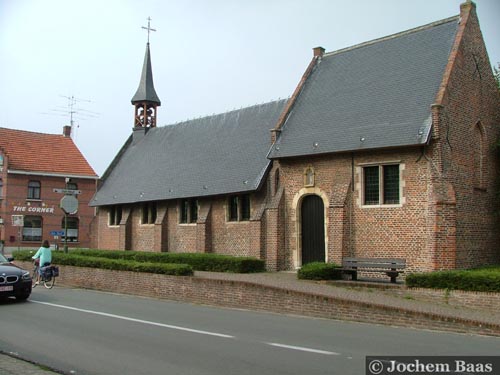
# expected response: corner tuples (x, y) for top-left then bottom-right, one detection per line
(19, 261), (500, 337)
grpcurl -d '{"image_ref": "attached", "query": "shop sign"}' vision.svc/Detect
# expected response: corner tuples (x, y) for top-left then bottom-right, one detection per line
(12, 205), (56, 214)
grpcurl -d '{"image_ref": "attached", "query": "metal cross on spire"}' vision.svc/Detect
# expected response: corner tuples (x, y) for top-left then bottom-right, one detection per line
(141, 16), (156, 44)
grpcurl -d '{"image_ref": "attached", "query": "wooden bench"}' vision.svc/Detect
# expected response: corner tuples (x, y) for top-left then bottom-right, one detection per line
(342, 258), (406, 283)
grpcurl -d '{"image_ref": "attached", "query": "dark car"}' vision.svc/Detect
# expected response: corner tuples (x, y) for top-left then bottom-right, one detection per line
(0, 253), (32, 300)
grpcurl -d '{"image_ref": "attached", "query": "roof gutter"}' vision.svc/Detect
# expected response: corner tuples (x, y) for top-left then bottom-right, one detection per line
(8, 169), (99, 180)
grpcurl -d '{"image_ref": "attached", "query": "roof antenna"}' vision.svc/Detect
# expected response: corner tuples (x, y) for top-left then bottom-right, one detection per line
(142, 16), (156, 44)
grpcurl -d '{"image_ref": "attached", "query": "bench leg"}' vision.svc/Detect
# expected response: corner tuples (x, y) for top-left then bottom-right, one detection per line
(351, 270), (357, 281)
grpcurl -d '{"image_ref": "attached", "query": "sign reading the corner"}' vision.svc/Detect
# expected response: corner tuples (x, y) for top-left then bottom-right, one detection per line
(12, 206), (55, 214)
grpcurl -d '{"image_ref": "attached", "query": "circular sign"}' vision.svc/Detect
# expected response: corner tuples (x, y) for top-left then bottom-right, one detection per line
(60, 195), (79, 214)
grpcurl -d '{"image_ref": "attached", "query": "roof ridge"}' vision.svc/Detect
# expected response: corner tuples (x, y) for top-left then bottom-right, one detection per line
(166, 98), (289, 127)
(324, 15), (460, 58)
(0, 126), (64, 137)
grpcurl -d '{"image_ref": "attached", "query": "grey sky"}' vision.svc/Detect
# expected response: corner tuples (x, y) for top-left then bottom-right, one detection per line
(1, 0), (499, 176)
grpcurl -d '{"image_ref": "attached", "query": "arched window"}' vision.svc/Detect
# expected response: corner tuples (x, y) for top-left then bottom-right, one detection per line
(473, 122), (486, 189)
(274, 168), (280, 194)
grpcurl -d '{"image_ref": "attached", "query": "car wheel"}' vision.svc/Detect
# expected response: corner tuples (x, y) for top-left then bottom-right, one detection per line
(15, 292), (30, 301)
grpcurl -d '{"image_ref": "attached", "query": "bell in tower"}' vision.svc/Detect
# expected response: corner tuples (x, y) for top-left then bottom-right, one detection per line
(131, 18), (161, 128)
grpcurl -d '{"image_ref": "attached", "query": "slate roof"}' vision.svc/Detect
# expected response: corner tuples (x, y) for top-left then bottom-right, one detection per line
(131, 43), (161, 105)
(90, 99), (287, 206)
(268, 16), (459, 159)
(0, 127), (97, 177)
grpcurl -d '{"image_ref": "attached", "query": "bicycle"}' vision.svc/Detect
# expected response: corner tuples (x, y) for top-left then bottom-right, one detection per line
(32, 261), (57, 289)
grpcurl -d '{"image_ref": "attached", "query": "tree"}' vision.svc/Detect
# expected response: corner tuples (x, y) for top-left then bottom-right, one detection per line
(494, 63), (500, 92)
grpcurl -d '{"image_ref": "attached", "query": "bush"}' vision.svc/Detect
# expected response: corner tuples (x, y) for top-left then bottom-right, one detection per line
(13, 249), (265, 274)
(298, 262), (342, 280)
(12, 250), (193, 276)
(406, 267), (500, 292)
(69, 249), (265, 273)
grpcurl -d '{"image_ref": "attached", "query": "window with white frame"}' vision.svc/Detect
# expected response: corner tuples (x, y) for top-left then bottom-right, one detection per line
(362, 164), (400, 205)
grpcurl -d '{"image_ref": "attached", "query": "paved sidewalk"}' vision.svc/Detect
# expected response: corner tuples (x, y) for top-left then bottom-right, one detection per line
(196, 271), (500, 327)
(0, 352), (60, 375)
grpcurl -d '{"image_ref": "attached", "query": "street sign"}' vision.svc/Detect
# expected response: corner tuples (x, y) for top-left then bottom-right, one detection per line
(53, 188), (82, 195)
(50, 230), (65, 236)
(60, 195), (79, 214)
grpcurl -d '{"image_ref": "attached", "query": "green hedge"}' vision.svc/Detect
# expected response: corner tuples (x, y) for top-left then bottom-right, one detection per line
(406, 268), (500, 292)
(12, 250), (193, 276)
(298, 262), (342, 280)
(68, 249), (265, 273)
(13, 249), (265, 274)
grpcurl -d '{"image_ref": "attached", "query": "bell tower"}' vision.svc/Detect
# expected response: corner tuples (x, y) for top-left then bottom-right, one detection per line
(131, 17), (161, 128)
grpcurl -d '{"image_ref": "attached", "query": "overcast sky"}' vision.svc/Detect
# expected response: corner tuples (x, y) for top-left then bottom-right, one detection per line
(1, 0), (499, 176)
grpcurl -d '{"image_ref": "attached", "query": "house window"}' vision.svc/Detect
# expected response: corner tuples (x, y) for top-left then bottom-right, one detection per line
(27, 180), (41, 200)
(304, 167), (315, 187)
(228, 194), (250, 221)
(67, 182), (78, 191)
(180, 199), (198, 224)
(142, 202), (157, 224)
(22, 215), (42, 241)
(0, 178), (3, 198)
(109, 205), (122, 226)
(62, 217), (79, 242)
(363, 164), (400, 205)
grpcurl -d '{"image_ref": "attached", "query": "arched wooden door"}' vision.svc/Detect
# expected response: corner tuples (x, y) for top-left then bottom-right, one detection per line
(301, 195), (325, 265)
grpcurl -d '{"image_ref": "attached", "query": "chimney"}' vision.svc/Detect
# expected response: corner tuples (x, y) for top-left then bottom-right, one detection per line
(313, 46), (325, 58)
(63, 125), (71, 138)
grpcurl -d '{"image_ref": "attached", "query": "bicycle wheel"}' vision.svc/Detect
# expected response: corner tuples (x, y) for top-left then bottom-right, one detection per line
(43, 275), (55, 289)
(32, 266), (39, 288)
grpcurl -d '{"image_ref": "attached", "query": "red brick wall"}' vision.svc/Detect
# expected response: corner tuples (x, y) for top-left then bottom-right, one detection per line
(432, 3), (500, 268)
(92, 190), (269, 260)
(1, 173), (96, 250)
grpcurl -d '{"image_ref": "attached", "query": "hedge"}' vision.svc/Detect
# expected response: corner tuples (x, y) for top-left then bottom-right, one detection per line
(12, 250), (193, 276)
(405, 268), (500, 292)
(68, 249), (265, 273)
(12, 249), (265, 274)
(297, 262), (342, 280)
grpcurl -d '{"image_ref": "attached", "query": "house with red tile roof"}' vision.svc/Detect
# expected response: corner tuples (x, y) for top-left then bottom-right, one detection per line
(0, 126), (98, 251)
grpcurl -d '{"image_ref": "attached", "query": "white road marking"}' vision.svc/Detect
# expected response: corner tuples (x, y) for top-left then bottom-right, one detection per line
(31, 300), (234, 339)
(267, 342), (340, 356)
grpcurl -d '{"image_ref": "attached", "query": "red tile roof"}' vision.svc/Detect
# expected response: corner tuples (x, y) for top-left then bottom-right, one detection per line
(0, 127), (97, 177)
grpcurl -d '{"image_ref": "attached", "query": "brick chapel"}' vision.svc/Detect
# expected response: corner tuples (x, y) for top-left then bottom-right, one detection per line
(90, 1), (500, 272)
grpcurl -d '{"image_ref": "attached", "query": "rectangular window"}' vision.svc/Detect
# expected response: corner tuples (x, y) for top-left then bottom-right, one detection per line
(179, 199), (198, 224)
(142, 202), (157, 224)
(228, 194), (251, 221)
(363, 164), (400, 206)
(109, 205), (122, 226)
(28, 180), (41, 200)
(22, 215), (42, 241)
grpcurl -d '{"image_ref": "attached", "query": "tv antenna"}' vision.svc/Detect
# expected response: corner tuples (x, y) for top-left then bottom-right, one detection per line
(41, 95), (99, 139)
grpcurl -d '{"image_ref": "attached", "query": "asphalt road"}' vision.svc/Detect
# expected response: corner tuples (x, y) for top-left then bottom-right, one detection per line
(1, 286), (499, 375)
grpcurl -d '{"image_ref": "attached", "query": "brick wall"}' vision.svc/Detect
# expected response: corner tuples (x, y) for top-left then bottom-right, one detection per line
(1, 174), (96, 250)
(432, 2), (500, 268)
(18, 261), (500, 337)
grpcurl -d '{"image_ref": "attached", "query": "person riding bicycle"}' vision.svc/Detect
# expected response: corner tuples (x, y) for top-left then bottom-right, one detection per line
(32, 240), (52, 285)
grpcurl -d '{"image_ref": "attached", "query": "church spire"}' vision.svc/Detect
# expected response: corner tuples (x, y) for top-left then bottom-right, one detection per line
(131, 17), (161, 128)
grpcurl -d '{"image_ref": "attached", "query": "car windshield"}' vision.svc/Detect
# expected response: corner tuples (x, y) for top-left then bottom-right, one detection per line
(0, 254), (8, 263)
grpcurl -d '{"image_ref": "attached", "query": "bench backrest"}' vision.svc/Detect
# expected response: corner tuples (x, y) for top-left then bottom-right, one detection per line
(342, 258), (406, 269)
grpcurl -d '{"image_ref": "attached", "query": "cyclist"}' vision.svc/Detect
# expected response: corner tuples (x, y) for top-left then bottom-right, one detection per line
(32, 240), (52, 285)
